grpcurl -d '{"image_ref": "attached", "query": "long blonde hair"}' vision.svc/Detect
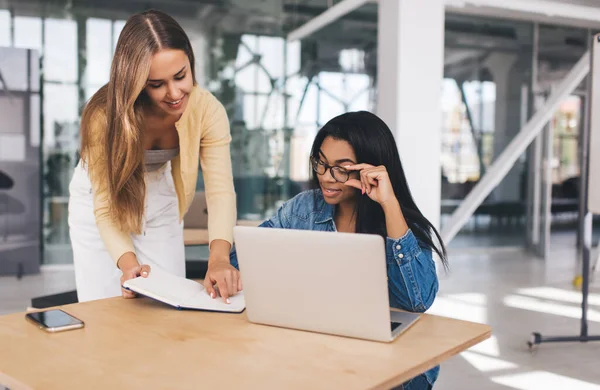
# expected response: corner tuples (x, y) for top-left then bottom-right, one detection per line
(80, 10), (196, 234)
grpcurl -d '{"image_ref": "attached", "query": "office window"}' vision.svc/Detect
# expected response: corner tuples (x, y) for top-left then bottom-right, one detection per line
(317, 87), (345, 125)
(43, 84), (78, 148)
(242, 95), (267, 130)
(235, 63), (272, 95)
(235, 35), (282, 94)
(348, 89), (370, 112)
(0, 47), (29, 91)
(262, 94), (285, 130)
(14, 16), (42, 52)
(235, 40), (253, 69)
(0, 10), (10, 46)
(234, 35), (288, 132)
(86, 86), (102, 102)
(440, 79), (493, 184)
(346, 74), (371, 112)
(257, 36), (284, 81)
(44, 19), (77, 83)
(86, 18), (112, 87)
(318, 72), (370, 124)
(113, 20), (126, 50)
(289, 76), (318, 126)
(552, 96), (581, 184)
(286, 40), (301, 76)
(339, 49), (365, 73)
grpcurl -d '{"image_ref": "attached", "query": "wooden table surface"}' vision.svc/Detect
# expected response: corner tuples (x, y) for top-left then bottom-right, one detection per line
(184, 220), (261, 246)
(0, 297), (491, 390)
(183, 228), (209, 246)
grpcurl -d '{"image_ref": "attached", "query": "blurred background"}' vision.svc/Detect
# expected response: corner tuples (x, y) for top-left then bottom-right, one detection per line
(1, 1), (600, 388)
(0, 1), (595, 265)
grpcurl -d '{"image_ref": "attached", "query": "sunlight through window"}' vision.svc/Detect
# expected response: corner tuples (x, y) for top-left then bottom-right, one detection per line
(460, 351), (518, 372)
(503, 295), (600, 322)
(427, 296), (487, 324)
(447, 293), (487, 306)
(467, 335), (500, 357)
(517, 287), (600, 307)
(491, 371), (600, 390)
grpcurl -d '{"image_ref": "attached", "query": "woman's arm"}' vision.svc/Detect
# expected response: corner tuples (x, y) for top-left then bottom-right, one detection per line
(343, 164), (439, 313)
(383, 200), (439, 312)
(198, 93), (239, 300)
(381, 199), (409, 239)
(199, 94), (237, 252)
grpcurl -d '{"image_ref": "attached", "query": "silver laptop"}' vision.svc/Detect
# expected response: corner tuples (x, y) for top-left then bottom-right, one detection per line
(233, 226), (421, 342)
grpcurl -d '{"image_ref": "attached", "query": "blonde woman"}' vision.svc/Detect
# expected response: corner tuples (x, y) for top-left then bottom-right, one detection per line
(68, 10), (240, 303)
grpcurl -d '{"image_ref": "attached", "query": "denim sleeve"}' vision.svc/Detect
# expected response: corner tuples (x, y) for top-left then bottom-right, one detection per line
(229, 202), (290, 270)
(386, 229), (439, 312)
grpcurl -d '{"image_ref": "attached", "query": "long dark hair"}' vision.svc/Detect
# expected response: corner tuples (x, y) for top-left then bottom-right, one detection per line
(310, 111), (448, 269)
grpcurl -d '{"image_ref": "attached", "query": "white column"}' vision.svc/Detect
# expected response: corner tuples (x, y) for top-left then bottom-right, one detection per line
(376, 0), (445, 229)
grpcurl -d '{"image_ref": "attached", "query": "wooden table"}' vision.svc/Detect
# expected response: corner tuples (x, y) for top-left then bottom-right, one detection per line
(0, 298), (491, 390)
(184, 220), (261, 246)
(183, 228), (210, 246)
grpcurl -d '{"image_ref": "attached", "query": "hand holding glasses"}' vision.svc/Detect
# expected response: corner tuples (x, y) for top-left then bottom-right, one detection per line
(311, 156), (399, 208)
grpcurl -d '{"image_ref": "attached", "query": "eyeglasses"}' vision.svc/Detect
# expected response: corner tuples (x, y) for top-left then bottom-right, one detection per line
(310, 157), (351, 183)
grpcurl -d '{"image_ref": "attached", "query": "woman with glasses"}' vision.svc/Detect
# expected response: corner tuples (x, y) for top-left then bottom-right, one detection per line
(229, 110), (447, 390)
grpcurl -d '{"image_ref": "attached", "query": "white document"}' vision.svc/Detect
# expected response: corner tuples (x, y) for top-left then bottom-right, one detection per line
(123, 266), (245, 313)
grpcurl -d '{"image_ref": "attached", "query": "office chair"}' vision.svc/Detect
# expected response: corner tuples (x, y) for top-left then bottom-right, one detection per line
(0, 170), (23, 278)
(0, 170), (13, 242)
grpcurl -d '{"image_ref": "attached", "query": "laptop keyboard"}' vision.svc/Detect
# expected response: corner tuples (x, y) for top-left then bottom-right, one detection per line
(391, 321), (402, 331)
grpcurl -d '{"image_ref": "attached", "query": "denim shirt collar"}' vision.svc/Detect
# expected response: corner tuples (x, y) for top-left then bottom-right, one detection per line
(313, 189), (335, 224)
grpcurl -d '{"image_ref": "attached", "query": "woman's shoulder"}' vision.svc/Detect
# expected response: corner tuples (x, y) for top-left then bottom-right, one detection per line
(191, 86), (224, 111)
(186, 85), (227, 124)
(281, 189), (327, 219)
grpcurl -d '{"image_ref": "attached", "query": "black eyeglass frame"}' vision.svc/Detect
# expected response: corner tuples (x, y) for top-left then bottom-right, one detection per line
(310, 156), (351, 183)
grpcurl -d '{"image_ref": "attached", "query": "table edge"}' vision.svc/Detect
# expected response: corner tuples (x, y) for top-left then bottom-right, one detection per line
(373, 327), (492, 389)
(0, 370), (33, 390)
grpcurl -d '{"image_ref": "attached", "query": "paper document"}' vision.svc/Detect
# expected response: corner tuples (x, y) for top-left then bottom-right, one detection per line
(123, 266), (245, 313)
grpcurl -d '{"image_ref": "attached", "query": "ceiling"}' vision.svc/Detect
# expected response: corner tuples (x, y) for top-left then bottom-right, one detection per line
(0, 0), (593, 81)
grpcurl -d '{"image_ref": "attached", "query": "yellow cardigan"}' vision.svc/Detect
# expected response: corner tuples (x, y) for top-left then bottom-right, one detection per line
(88, 85), (236, 264)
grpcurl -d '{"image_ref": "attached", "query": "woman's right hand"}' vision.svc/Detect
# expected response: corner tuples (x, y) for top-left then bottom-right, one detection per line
(117, 252), (151, 299)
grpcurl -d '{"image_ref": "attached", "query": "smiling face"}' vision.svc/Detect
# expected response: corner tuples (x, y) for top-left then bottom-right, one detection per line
(144, 48), (194, 117)
(314, 136), (359, 205)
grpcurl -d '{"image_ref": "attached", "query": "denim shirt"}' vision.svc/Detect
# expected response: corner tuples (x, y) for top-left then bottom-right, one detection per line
(229, 189), (440, 388)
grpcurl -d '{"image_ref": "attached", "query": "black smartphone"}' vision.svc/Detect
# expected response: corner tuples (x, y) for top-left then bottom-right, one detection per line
(25, 309), (85, 333)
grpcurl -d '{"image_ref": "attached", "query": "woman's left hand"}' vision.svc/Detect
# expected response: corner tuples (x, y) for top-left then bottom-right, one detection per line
(344, 164), (398, 207)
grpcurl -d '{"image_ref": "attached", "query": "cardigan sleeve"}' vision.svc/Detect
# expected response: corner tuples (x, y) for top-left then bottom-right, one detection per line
(199, 93), (237, 247)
